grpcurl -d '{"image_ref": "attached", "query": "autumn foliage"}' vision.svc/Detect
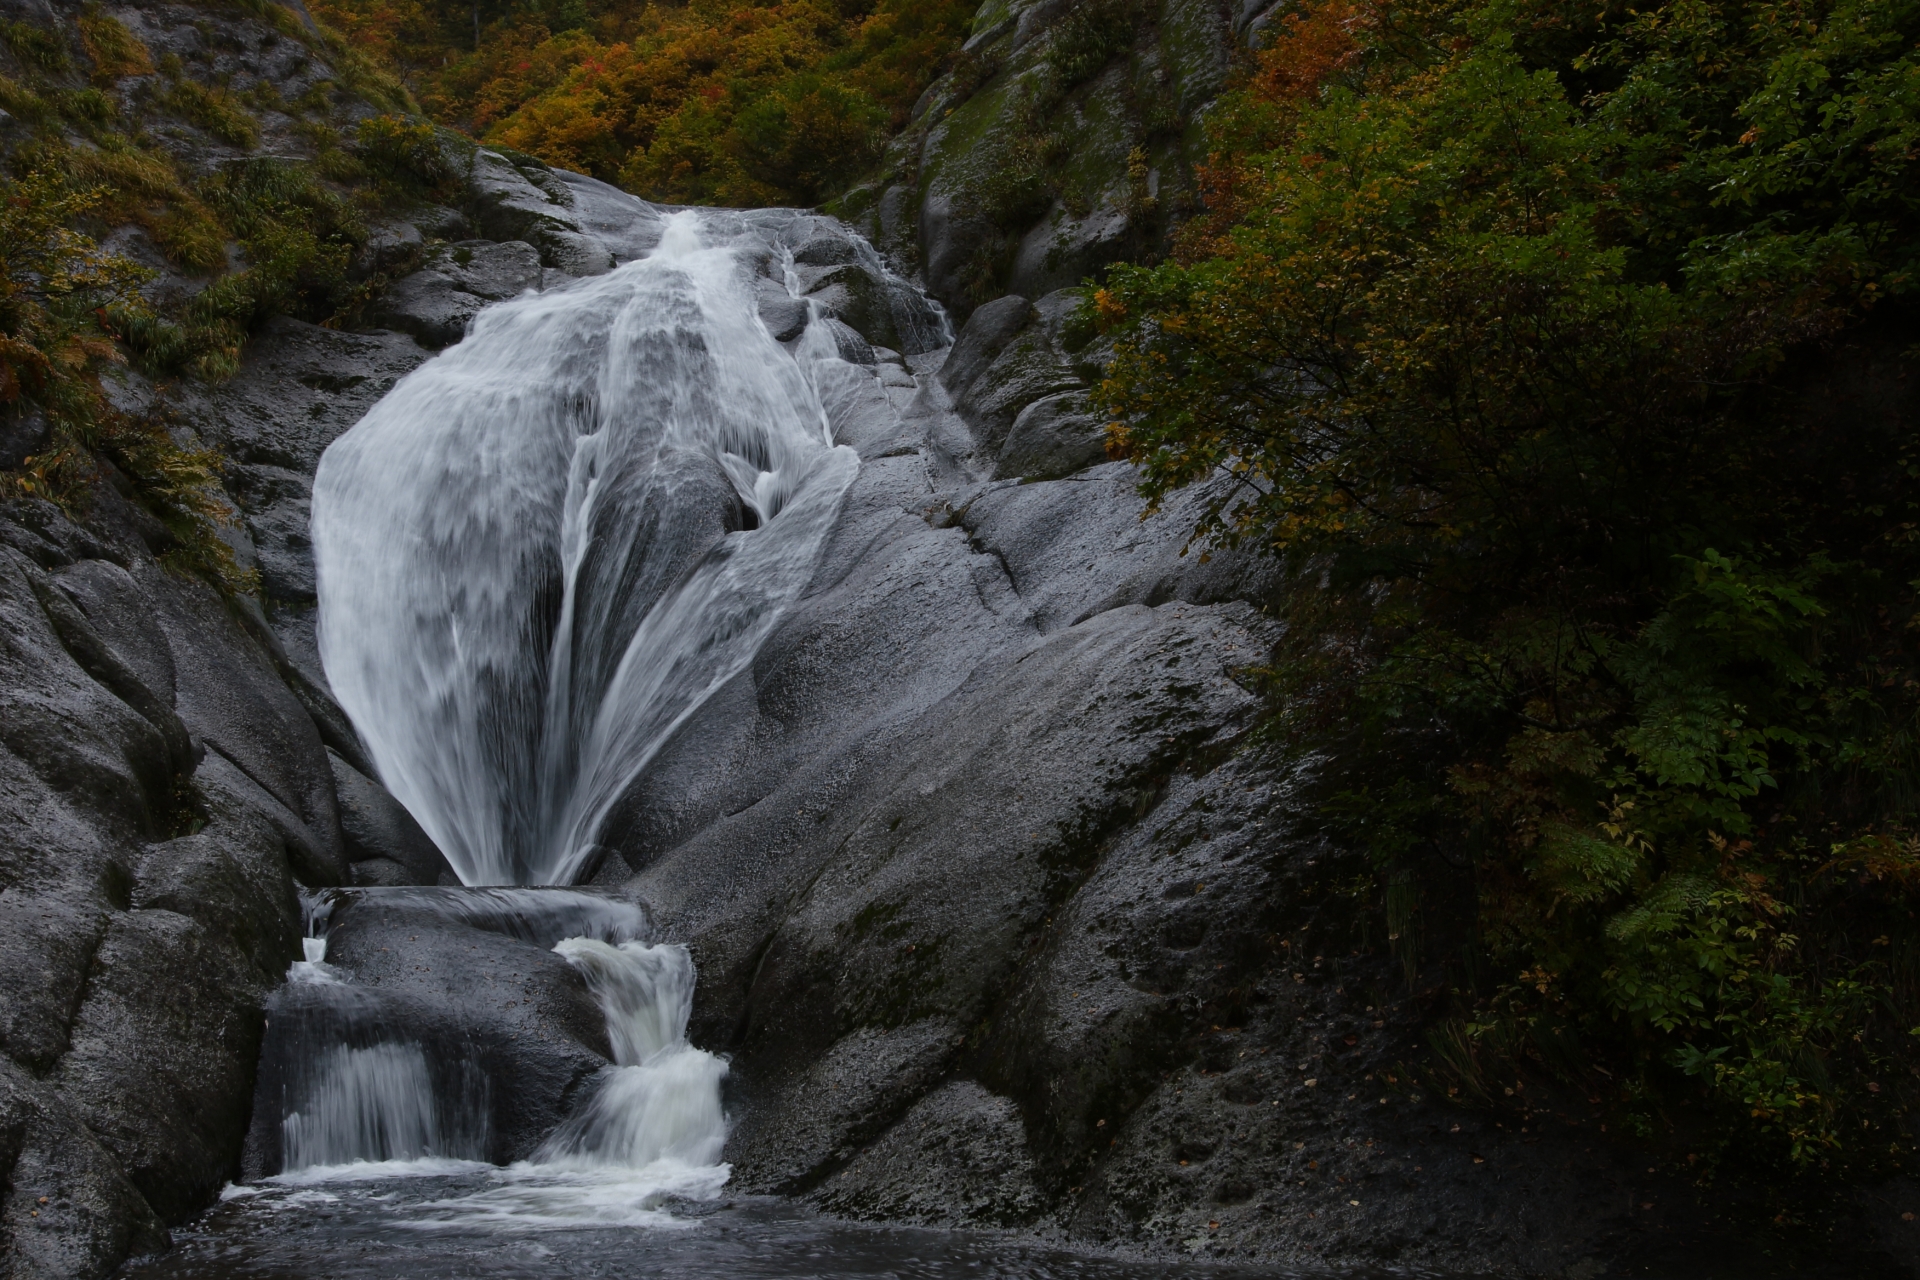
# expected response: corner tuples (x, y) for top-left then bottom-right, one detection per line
(1100, 0), (1920, 1175)
(309, 0), (975, 205)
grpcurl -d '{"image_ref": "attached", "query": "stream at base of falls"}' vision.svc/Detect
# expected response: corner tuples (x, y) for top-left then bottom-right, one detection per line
(118, 1182), (1420, 1280)
(191, 886), (1458, 1280)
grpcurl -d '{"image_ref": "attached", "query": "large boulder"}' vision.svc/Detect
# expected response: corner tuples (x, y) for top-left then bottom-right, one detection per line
(466, 149), (617, 275)
(328, 750), (456, 886)
(0, 496), (321, 1277)
(996, 389), (1108, 479)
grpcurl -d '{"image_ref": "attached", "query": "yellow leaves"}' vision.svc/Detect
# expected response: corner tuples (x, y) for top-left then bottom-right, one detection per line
(1819, 832), (1920, 885)
(1601, 797), (1653, 855)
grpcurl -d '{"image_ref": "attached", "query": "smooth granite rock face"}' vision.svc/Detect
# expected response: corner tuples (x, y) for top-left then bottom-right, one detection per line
(0, 497), (319, 1277)
(466, 149), (617, 275)
(0, 168), (465, 1280)
(837, 0), (1243, 317)
(374, 240), (544, 349)
(329, 751), (456, 886)
(808, 1080), (1046, 1227)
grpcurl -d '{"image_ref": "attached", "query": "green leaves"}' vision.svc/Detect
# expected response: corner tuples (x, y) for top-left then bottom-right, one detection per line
(1099, 0), (1920, 1173)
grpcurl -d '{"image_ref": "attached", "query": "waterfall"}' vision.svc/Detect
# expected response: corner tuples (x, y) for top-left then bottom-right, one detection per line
(311, 209), (861, 887)
(534, 940), (728, 1169)
(276, 201), (919, 1221)
(281, 1043), (474, 1170)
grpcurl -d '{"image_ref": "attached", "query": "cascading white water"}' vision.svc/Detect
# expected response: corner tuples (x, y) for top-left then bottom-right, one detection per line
(283, 203), (926, 1221)
(311, 209), (860, 887)
(534, 940), (727, 1170)
(281, 1043), (478, 1169)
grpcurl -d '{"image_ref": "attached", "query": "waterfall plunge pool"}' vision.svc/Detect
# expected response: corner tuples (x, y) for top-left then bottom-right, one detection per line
(120, 1178), (1433, 1280)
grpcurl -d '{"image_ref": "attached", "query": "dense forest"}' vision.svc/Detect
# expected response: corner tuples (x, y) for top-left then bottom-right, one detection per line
(1100, 0), (1920, 1178)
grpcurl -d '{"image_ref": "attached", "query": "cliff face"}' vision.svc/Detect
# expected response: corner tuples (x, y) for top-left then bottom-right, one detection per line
(0, 4), (444, 1274)
(0, 3), (1914, 1280)
(839, 0), (1275, 317)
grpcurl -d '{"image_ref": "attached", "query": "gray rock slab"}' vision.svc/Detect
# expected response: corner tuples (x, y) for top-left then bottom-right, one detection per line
(807, 1080), (1046, 1227)
(0, 745), (117, 1076)
(996, 389), (1107, 480)
(0, 1058), (166, 1280)
(939, 294), (1032, 398)
(374, 240), (543, 349)
(0, 548), (173, 845)
(468, 150), (616, 275)
(551, 169), (668, 262)
(956, 464), (1284, 634)
(149, 570), (348, 884)
(47, 907), (277, 1222)
(329, 750), (453, 885)
(954, 323), (1085, 458)
(171, 318), (431, 477)
(756, 278), (809, 342)
(728, 1018), (960, 1194)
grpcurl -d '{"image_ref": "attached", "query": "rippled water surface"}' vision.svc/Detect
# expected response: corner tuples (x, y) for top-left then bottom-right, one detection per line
(117, 1169), (1395, 1280)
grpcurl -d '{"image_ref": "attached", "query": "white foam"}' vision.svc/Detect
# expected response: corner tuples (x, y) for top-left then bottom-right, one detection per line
(266, 1157), (497, 1185)
(313, 209), (860, 886)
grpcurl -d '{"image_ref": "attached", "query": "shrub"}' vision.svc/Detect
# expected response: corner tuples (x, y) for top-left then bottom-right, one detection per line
(0, 20), (70, 73)
(1045, 0), (1143, 90)
(354, 113), (459, 202)
(730, 75), (888, 202)
(309, 0), (974, 206)
(0, 170), (251, 590)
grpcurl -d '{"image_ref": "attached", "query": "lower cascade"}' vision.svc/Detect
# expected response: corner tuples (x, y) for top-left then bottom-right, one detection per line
(257, 888), (732, 1221)
(280, 1042), (473, 1170)
(533, 940), (728, 1170)
(248, 205), (922, 1220)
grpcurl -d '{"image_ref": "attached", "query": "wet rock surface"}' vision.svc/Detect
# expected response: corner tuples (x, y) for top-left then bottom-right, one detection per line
(596, 275), (1916, 1277)
(330, 751), (456, 886)
(373, 240), (544, 349)
(244, 888), (632, 1175)
(0, 496), (326, 1278)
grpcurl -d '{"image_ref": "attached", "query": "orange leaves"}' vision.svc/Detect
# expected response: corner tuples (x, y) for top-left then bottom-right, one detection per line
(321, 0), (970, 205)
(77, 6), (154, 82)
(1177, 0), (1380, 260)
(1250, 0), (1374, 108)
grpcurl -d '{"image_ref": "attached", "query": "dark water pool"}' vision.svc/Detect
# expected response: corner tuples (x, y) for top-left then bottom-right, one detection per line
(116, 1167), (1428, 1280)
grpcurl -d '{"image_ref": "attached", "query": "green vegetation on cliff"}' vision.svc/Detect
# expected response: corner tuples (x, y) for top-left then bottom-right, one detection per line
(1099, 0), (1920, 1175)
(0, 3), (444, 590)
